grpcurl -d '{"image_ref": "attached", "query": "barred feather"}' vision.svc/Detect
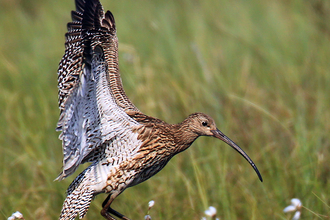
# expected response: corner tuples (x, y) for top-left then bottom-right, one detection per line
(59, 167), (95, 220)
(57, 0), (138, 114)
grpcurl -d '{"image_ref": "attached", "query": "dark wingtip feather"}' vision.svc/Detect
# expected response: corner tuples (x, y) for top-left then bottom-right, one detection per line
(81, 0), (102, 30)
(75, 0), (86, 13)
(104, 11), (116, 32)
(71, 10), (83, 22)
(67, 21), (81, 32)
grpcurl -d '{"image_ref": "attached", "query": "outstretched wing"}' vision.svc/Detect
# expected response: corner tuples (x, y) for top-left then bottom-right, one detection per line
(57, 44), (141, 180)
(57, 0), (139, 114)
(56, 0), (141, 180)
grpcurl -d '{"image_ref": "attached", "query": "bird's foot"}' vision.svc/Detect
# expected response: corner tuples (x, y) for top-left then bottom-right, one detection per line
(101, 209), (117, 220)
(101, 205), (131, 220)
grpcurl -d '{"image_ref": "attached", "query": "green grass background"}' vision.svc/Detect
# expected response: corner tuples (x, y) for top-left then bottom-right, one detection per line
(1, 0), (330, 219)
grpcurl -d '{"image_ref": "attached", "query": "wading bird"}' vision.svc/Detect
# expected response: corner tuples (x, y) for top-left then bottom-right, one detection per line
(56, 0), (263, 219)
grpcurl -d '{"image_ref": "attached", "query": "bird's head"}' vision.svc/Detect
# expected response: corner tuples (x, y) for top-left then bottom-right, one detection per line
(186, 112), (217, 136)
(186, 112), (263, 182)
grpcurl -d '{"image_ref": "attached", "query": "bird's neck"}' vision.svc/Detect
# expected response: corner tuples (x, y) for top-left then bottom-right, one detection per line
(171, 121), (199, 153)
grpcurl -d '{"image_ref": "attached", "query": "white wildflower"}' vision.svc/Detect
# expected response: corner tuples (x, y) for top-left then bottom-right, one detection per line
(205, 206), (217, 217)
(148, 200), (155, 208)
(283, 198), (302, 220)
(7, 211), (24, 220)
(145, 200), (154, 220)
(145, 214), (152, 220)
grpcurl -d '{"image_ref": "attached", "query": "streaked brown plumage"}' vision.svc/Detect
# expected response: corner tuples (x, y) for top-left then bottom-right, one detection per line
(56, 0), (263, 220)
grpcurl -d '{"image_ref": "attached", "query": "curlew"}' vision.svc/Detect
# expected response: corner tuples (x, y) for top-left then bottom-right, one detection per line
(56, 0), (263, 219)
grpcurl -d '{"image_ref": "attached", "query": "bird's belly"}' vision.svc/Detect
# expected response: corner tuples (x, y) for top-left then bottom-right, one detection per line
(127, 157), (171, 187)
(100, 153), (172, 193)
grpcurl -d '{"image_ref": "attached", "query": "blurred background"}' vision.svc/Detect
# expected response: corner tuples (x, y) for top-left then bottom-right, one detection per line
(1, 0), (330, 219)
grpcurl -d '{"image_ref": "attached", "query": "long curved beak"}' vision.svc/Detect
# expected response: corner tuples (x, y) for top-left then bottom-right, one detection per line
(211, 129), (263, 182)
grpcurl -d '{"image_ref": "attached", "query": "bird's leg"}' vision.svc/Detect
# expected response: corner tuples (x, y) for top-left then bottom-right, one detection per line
(101, 194), (131, 220)
(101, 194), (116, 220)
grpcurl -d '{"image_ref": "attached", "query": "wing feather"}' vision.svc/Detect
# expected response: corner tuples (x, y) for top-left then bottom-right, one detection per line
(57, 45), (140, 180)
(57, 0), (142, 180)
(57, 0), (139, 113)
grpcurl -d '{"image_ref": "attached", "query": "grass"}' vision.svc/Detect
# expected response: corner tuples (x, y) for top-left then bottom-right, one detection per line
(1, 0), (330, 219)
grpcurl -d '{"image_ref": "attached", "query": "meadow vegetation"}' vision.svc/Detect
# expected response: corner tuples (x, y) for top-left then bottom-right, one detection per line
(1, 0), (330, 219)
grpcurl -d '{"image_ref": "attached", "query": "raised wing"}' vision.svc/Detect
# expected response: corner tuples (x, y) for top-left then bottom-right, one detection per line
(57, 44), (141, 180)
(57, 0), (139, 114)
(56, 0), (141, 180)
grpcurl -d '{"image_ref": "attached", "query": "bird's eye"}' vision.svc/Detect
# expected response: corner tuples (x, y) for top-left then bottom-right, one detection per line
(202, 121), (208, 126)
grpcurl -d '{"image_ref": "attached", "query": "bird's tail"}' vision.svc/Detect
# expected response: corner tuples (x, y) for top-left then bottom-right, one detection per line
(59, 167), (96, 220)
